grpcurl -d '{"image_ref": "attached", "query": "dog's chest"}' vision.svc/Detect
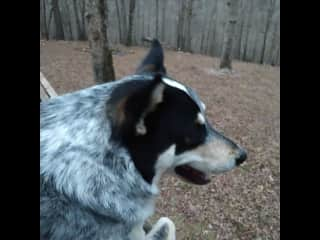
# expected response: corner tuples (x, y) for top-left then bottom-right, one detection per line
(128, 199), (155, 240)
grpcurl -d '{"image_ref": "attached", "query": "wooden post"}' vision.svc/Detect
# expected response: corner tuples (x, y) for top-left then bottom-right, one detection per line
(40, 72), (58, 101)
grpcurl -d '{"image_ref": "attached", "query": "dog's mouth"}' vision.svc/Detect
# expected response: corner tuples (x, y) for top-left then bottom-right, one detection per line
(174, 164), (210, 185)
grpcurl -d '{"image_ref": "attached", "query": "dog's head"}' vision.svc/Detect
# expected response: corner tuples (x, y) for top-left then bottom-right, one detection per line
(109, 39), (246, 186)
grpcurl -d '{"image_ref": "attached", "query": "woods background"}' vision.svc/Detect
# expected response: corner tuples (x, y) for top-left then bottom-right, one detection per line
(40, 0), (280, 66)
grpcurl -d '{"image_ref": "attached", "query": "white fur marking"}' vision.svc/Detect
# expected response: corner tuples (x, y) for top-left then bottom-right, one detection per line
(196, 112), (205, 124)
(136, 120), (147, 135)
(201, 102), (206, 111)
(162, 78), (189, 95)
(146, 217), (176, 240)
(152, 145), (176, 190)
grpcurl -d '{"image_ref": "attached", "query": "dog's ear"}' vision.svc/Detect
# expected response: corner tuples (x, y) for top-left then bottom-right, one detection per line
(136, 39), (167, 75)
(135, 74), (165, 135)
(108, 74), (166, 137)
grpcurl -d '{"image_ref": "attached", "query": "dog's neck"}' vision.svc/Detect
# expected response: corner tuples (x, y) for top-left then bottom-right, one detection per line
(40, 81), (160, 225)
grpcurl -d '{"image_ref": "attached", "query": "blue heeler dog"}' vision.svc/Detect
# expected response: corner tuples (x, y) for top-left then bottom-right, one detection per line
(40, 39), (247, 240)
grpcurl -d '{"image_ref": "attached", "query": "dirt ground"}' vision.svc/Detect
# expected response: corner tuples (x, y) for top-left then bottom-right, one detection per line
(40, 40), (280, 240)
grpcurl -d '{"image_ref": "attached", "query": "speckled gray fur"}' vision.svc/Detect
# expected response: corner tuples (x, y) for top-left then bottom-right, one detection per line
(40, 75), (162, 240)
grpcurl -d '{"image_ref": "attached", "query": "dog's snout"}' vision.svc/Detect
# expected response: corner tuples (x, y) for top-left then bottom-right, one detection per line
(235, 150), (247, 166)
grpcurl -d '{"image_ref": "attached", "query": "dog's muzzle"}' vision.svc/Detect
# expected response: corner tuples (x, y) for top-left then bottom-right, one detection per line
(173, 126), (247, 185)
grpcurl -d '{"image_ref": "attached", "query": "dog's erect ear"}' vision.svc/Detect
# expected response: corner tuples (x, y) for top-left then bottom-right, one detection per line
(108, 74), (166, 137)
(136, 39), (167, 75)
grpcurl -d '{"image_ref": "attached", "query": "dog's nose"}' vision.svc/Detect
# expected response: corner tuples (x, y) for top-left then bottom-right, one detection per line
(235, 150), (247, 166)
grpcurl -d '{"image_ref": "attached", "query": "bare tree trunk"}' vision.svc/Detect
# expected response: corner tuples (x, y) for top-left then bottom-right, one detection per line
(220, 0), (239, 70)
(80, 0), (87, 40)
(270, 21), (279, 66)
(242, 0), (253, 61)
(141, 5), (145, 40)
(52, 0), (65, 40)
(200, 2), (210, 54)
(120, 0), (128, 44)
(161, 0), (167, 41)
(260, 0), (276, 64)
(206, 1), (218, 55)
(235, 0), (244, 60)
(40, 0), (49, 40)
(72, 0), (85, 40)
(86, 0), (115, 83)
(155, 0), (159, 39)
(115, 0), (123, 42)
(177, 0), (187, 51)
(126, 0), (136, 46)
(185, 0), (194, 52)
(48, 7), (54, 38)
(276, 44), (280, 66)
(40, 0), (49, 39)
(65, 0), (74, 40)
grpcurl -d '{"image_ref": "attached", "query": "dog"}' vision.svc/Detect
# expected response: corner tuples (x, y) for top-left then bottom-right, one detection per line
(40, 39), (247, 240)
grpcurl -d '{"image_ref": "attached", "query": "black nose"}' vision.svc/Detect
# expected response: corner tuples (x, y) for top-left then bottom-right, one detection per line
(235, 150), (247, 166)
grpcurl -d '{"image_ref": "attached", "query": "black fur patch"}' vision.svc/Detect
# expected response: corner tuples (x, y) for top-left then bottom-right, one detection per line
(110, 75), (208, 183)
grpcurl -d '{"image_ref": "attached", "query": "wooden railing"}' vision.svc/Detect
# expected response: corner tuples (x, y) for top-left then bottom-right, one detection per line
(40, 72), (57, 101)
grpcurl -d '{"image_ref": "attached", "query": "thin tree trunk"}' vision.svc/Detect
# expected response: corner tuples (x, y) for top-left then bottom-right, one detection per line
(86, 0), (115, 83)
(220, 0), (239, 69)
(48, 7), (54, 37)
(126, 0), (136, 46)
(235, 0), (244, 60)
(276, 45), (280, 65)
(142, 7), (145, 40)
(207, 0), (218, 55)
(161, 0), (167, 41)
(52, 0), (65, 40)
(155, 0), (159, 39)
(40, 0), (49, 40)
(72, 0), (84, 40)
(65, 0), (74, 40)
(185, 0), (194, 52)
(80, 0), (87, 40)
(260, 0), (275, 64)
(200, 1), (210, 54)
(120, 0), (127, 44)
(242, 0), (253, 61)
(115, 0), (123, 42)
(270, 20), (279, 65)
(40, 0), (43, 37)
(177, 0), (187, 51)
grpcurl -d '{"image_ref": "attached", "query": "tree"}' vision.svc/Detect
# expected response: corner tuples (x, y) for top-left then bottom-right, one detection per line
(185, 0), (194, 52)
(155, 0), (159, 39)
(120, 0), (128, 44)
(72, 0), (84, 40)
(40, 0), (49, 40)
(126, 0), (136, 46)
(161, 0), (167, 41)
(86, 0), (115, 83)
(242, 0), (254, 61)
(177, 0), (187, 51)
(219, 0), (239, 70)
(79, 0), (87, 40)
(260, 0), (276, 64)
(115, 0), (123, 42)
(51, 0), (65, 40)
